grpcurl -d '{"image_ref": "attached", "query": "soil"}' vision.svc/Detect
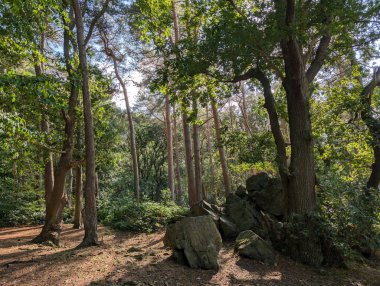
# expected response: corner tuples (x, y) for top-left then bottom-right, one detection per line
(0, 225), (379, 286)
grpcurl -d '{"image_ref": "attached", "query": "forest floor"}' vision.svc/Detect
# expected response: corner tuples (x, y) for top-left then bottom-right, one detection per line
(0, 225), (379, 286)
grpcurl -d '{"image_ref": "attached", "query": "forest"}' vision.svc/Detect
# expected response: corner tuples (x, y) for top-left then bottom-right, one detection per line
(0, 0), (380, 285)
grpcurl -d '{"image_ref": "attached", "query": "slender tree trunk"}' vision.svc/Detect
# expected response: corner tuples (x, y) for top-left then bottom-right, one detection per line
(171, 0), (197, 205)
(73, 166), (83, 229)
(240, 85), (252, 135)
(183, 113), (197, 206)
(192, 100), (203, 202)
(33, 29), (54, 212)
(173, 104), (182, 201)
(33, 26), (73, 245)
(72, 0), (98, 246)
(252, 70), (289, 209)
(41, 116), (55, 207)
(211, 101), (231, 197)
(66, 168), (73, 207)
(101, 45), (141, 201)
(165, 94), (175, 200)
(118, 72), (140, 201)
(206, 105), (216, 193)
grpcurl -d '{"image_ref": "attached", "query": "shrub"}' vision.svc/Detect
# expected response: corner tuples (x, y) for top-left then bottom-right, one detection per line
(98, 196), (188, 232)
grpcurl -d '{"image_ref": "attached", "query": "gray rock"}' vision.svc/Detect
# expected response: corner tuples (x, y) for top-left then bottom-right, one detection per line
(235, 230), (275, 265)
(246, 173), (285, 217)
(219, 215), (238, 238)
(225, 194), (266, 236)
(172, 249), (188, 265)
(246, 172), (270, 193)
(251, 178), (284, 217)
(190, 200), (220, 223)
(163, 216), (222, 269)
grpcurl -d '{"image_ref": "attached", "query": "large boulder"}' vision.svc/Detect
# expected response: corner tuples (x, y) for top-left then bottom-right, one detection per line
(163, 215), (222, 269)
(235, 230), (275, 265)
(246, 172), (270, 193)
(225, 193), (268, 238)
(246, 173), (285, 217)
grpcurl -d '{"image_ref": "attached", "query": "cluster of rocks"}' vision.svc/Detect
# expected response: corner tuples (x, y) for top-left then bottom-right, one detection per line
(164, 172), (284, 269)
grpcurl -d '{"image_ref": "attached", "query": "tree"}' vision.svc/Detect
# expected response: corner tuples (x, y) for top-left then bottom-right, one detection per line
(99, 28), (141, 201)
(359, 67), (380, 189)
(71, 0), (111, 246)
(210, 99), (231, 197)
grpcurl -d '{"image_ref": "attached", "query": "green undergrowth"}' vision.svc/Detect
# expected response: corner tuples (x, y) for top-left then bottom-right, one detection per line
(98, 196), (189, 232)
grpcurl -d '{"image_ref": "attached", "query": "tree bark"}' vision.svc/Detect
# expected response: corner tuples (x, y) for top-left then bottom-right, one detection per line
(281, 43), (316, 214)
(173, 104), (182, 201)
(171, 0), (197, 205)
(211, 101), (231, 197)
(239, 85), (252, 135)
(73, 166), (83, 229)
(252, 70), (289, 209)
(114, 59), (140, 201)
(276, 0), (320, 215)
(165, 94), (175, 200)
(72, 0), (98, 246)
(192, 99), (203, 202)
(358, 68), (380, 189)
(66, 168), (73, 207)
(205, 105), (216, 195)
(183, 113), (197, 206)
(33, 22), (75, 245)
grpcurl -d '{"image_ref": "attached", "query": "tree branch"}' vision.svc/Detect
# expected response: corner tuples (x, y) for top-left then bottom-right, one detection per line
(84, 0), (111, 46)
(306, 34), (331, 83)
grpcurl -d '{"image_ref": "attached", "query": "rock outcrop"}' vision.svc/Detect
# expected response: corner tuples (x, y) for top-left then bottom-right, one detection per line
(246, 172), (285, 217)
(235, 230), (275, 265)
(164, 215), (222, 269)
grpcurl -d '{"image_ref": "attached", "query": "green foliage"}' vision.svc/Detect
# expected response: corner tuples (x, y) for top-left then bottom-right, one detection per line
(99, 195), (188, 232)
(0, 176), (45, 227)
(318, 172), (380, 258)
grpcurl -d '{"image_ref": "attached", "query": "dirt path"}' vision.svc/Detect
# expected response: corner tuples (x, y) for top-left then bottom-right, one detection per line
(0, 225), (379, 286)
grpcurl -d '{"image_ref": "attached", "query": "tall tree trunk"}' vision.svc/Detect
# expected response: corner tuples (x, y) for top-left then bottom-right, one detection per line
(165, 94), (175, 200)
(100, 32), (141, 201)
(211, 101), (231, 197)
(192, 99), (202, 202)
(276, 0), (319, 215)
(171, 0), (196, 205)
(239, 84), (252, 135)
(33, 29), (54, 213)
(252, 70), (289, 210)
(205, 105), (216, 195)
(173, 104), (182, 201)
(66, 168), (73, 207)
(183, 113), (197, 206)
(72, 0), (98, 246)
(281, 46), (316, 214)
(358, 68), (380, 189)
(73, 166), (83, 229)
(118, 71), (140, 201)
(368, 147), (380, 189)
(33, 24), (74, 245)
(41, 116), (54, 208)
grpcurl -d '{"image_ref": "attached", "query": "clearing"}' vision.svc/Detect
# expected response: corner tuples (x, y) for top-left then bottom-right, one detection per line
(0, 225), (379, 286)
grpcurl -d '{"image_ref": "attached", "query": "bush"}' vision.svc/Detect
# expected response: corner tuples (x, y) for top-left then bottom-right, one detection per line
(98, 196), (189, 232)
(318, 173), (380, 259)
(0, 189), (45, 226)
